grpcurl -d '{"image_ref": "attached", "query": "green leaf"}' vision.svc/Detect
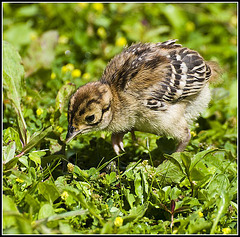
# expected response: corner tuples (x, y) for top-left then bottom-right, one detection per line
(181, 152), (191, 174)
(106, 172), (117, 184)
(11, 169), (33, 186)
(16, 4), (39, 17)
(162, 186), (172, 202)
(163, 153), (185, 175)
(3, 141), (19, 171)
(41, 154), (65, 167)
(48, 209), (88, 221)
(72, 165), (89, 179)
(29, 167), (37, 181)
(189, 149), (219, 173)
(29, 150), (46, 166)
(77, 192), (104, 226)
(22, 126), (53, 154)
(124, 188), (136, 209)
(194, 174), (212, 189)
(75, 181), (91, 197)
(134, 172), (143, 202)
(55, 83), (76, 113)
(3, 127), (23, 151)
(3, 41), (27, 145)
(210, 190), (231, 234)
(3, 195), (19, 229)
(3, 141), (16, 164)
(156, 159), (185, 185)
(19, 156), (29, 168)
(207, 174), (230, 199)
(188, 217), (212, 234)
(141, 170), (149, 197)
(34, 209), (88, 228)
(123, 202), (149, 223)
(38, 182), (60, 203)
(38, 203), (55, 220)
(169, 187), (181, 200)
(24, 193), (40, 213)
(3, 23), (33, 49)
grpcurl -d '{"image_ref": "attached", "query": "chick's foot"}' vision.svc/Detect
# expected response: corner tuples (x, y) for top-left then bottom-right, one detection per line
(111, 132), (126, 155)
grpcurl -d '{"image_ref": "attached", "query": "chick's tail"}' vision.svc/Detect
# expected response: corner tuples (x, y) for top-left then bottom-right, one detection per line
(207, 61), (223, 85)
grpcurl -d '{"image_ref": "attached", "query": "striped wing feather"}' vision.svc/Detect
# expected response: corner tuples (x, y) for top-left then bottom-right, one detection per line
(101, 40), (211, 111)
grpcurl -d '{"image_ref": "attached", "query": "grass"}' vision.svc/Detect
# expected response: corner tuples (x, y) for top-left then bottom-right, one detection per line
(2, 2), (237, 234)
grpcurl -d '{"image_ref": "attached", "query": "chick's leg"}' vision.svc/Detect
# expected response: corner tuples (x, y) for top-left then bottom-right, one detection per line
(175, 128), (191, 152)
(111, 132), (126, 155)
(130, 129), (136, 141)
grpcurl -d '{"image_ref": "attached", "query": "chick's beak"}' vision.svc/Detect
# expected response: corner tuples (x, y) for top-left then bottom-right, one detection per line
(66, 125), (81, 143)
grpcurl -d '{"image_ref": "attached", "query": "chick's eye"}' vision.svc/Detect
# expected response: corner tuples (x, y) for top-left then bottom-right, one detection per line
(85, 114), (95, 123)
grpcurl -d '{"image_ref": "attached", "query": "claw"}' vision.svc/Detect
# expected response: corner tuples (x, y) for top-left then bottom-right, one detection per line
(120, 141), (125, 152)
(113, 143), (121, 155)
(111, 132), (126, 155)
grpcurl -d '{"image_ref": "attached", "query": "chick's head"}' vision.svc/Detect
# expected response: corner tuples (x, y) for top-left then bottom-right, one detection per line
(66, 82), (112, 143)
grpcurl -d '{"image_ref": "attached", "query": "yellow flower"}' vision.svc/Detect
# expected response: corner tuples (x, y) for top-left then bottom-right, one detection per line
(62, 63), (74, 74)
(190, 131), (197, 137)
(50, 72), (56, 80)
(61, 191), (69, 201)
(222, 227), (231, 234)
(67, 163), (74, 173)
(198, 211), (204, 218)
(30, 32), (37, 41)
(36, 108), (43, 116)
(186, 21), (195, 32)
(66, 63), (74, 70)
(97, 27), (107, 39)
(61, 66), (68, 74)
(82, 72), (91, 80)
(58, 35), (69, 44)
(71, 69), (81, 78)
(92, 3), (104, 12)
(50, 118), (54, 124)
(116, 36), (127, 47)
(56, 126), (63, 133)
(26, 96), (33, 102)
(114, 216), (123, 227)
(16, 178), (24, 183)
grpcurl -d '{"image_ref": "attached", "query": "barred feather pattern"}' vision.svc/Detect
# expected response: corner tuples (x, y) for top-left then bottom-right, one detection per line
(161, 43), (211, 102)
(101, 39), (212, 112)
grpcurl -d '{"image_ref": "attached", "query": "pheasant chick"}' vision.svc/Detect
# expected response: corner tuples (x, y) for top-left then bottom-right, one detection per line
(66, 39), (219, 154)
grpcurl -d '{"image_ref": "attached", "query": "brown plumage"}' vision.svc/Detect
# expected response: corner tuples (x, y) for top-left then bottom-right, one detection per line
(66, 39), (220, 154)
